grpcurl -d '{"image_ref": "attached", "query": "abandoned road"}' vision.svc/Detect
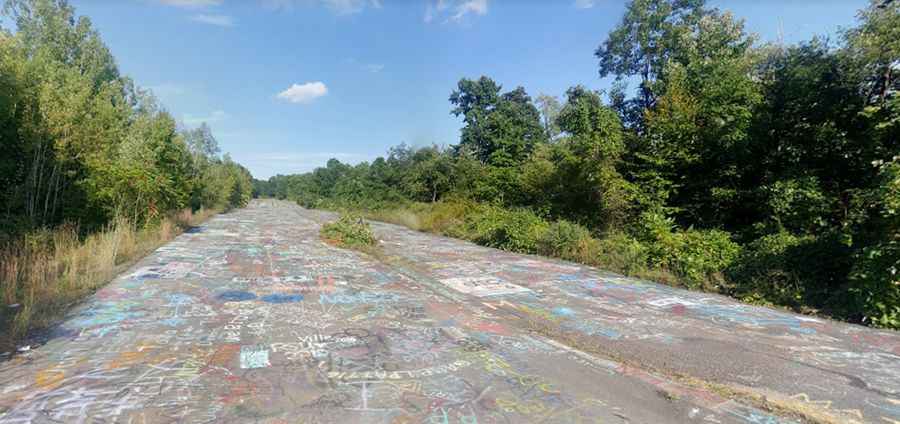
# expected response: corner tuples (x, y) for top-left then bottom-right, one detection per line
(0, 200), (898, 423)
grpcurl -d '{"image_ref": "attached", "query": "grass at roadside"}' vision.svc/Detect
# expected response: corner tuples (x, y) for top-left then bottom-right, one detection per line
(329, 199), (834, 323)
(320, 213), (378, 252)
(364, 200), (688, 288)
(0, 208), (217, 353)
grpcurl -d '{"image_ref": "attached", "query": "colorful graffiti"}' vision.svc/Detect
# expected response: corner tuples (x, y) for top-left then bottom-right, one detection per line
(0, 200), (895, 423)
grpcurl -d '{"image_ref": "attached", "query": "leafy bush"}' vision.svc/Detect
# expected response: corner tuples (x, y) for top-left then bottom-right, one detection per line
(637, 212), (741, 289)
(320, 213), (378, 250)
(594, 232), (650, 276)
(726, 232), (809, 307)
(763, 177), (831, 234)
(849, 240), (900, 328)
(848, 159), (900, 328)
(666, 229), (741, 289)
(536, 220), (595, 260)
(456, 206), (549, 254)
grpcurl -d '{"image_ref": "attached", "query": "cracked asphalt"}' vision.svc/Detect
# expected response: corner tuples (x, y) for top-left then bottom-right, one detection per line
(0, 199), (898, 423)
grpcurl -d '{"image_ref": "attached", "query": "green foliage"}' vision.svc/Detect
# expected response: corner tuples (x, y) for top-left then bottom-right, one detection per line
(536, 220), (595, 260)
(253, 0), (899, 328)
(636, 212), (741, 288)
(595, 232), (650, 276)
(595, 0), (706, 109)
(0, 0), (251, 240)
(450, 77), (546, 167)
(726, 232), (810, 307)
(454, 206), (549, 254)
(762, 177), (831, 234)
(851, 240), (900, 328)
(848, 158), (900, 328)
(320, 213), (377, 250)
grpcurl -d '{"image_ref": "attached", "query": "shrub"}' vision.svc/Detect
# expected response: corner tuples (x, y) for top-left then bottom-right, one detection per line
(849, 239), (900, 329)
(320, 213), (378, 250)
(637, 211), (741, 289)
(595, 232), (650, 276)
(456, 206), (549, 254)
(536, 220), (594, 260)
(726, 232), (809, 307)
(846, 158), (900, 328)
(663, 229), (741, 289)
(763, 177), (831, 234)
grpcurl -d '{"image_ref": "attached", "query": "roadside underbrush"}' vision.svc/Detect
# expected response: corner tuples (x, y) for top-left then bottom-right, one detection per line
(364, 200), (716, 289)
(0, 208), (217, 352)
(311, 198), (892, 328)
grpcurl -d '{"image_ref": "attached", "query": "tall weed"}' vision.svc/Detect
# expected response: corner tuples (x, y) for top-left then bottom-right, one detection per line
(0, 209), (215, 351)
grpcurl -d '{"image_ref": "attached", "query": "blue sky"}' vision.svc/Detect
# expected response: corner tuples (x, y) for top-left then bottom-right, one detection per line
(67, 0), (868, 179)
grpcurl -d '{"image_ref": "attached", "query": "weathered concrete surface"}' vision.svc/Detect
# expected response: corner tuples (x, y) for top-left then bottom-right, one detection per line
(0, 200), (897, 423)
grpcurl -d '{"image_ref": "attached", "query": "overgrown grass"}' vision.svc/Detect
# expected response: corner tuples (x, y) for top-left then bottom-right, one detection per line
(367, 200), (694, 287)
(320, 213), (378, 251)
(314, 198), (893, 327)
(0, 208), (217, 352)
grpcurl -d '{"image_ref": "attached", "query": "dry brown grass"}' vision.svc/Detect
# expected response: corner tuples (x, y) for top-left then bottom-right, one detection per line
(0, 208), (216, 352)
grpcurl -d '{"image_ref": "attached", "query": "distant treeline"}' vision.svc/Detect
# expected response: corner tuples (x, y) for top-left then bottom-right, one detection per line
(0, 0), (252, 241)
(255, 0), (899, 328)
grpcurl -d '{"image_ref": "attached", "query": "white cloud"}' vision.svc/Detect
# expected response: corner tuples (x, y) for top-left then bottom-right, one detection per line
(363, 63), (384, 73)
(425, 0), (487, 23)
(159, 0), (222, 8)
(190, 14), (234, 26)
(183, 110), (229, 125)
(574, 0), (595, 8)
(276, 82), (328, 104)
(262, 0), (381, 15)
(451, 0), (487, 21)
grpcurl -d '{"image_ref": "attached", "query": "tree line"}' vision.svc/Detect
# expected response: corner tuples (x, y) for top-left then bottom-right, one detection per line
(255, 0), (899, 328)
(0, 0), (252, 242)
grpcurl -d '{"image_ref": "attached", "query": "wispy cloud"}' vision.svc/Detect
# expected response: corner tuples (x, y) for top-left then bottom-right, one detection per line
(574, 0), (595, 9)
(425, 0), (488, 23)
(190, 14), (234, 26)
(345, 58), (386, 73)
(451, 0), (487, 21)
(424, 0), (447, 23)
(276, 82), (328, 104)
(158, 0), (222, 8)
(362, 63), (384, 73)
(147, 83), (188, 98)
(262, 0), (381, 15)
(183, 110), (229, 125)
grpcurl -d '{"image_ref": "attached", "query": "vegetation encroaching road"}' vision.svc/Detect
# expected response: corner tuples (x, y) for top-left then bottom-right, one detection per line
(0, 0), (252, 350)
(256, 0), (900, 329)
(320, 213), (378, 251)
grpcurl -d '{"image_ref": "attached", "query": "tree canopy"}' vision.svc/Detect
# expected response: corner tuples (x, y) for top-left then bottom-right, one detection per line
(256, 0), (900, 328)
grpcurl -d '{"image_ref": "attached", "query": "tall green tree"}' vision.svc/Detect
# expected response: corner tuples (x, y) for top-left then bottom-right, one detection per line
(595, 0), (706, 111)
(522, 86), (636, 229)
(450, 77), (546, 166)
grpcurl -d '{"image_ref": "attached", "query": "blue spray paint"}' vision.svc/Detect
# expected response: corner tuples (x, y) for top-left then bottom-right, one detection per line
(217, 290), (257, 302)
(261, 293), (304, 303)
